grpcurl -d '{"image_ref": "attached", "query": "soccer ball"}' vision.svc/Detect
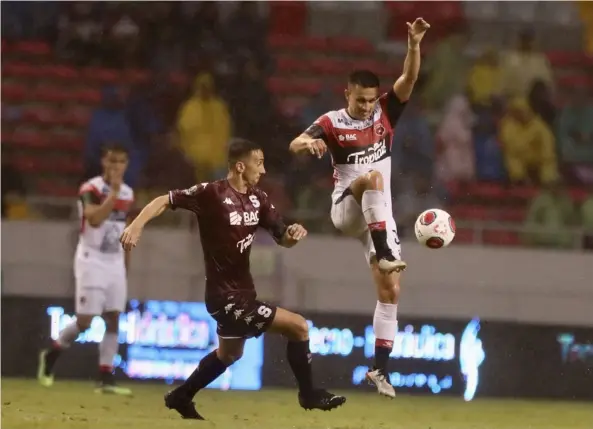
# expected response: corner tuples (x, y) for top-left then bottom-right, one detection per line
(414, 209), (456, 249)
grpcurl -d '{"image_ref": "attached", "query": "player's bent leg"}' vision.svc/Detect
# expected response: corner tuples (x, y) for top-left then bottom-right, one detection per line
(349, 171), (406, 274)
(38, 314), (93, 387)
(165, 337), (245, 420)
(94, 311), (132, 396)
(268, 308), (346, 411)
(365, 263), (401, 399)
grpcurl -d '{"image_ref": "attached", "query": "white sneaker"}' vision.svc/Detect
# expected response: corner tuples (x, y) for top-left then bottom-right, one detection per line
(366, 368), (396, 398)
(377, 258), (407, 274)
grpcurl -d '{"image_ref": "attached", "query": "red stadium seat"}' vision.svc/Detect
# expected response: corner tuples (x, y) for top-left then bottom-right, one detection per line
(309, 58), (345, 75)
(268, 2), (307, 37)
(37, 180), (77, 198)
(82, 67), (120, 83)
(42, 64), (79, 80)
(467, 182), (506, 200)
(3, 62), (46, 79)
(276, 56), (305, 73)
(72, 88), (102, 105)
(330, 37), (374, 55)
(497, 207), (527, 223)
(13, 40), (51, 56)
(482, 230), (521, 247)
(453, 227), (475, 244)
(508, 186), (539, 200)
(450, 204), (490, 221)
(32, 85), (71, 103)
(124, 69), (151, 84)
(1, 82), (28, 102)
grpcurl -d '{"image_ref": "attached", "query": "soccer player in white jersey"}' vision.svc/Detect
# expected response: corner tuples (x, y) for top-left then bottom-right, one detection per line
(38, 144), (134, 395)
(289, 18), (430, 398)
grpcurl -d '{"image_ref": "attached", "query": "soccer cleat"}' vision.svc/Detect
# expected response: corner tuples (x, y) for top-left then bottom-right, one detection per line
(164, 390), (205, 420)
(377, 254), (407, 274)
(37, 350), (55, 387)
(298, 389), (346, 411)
(366, 368), (396, 398)
(94, 383), (133, 396)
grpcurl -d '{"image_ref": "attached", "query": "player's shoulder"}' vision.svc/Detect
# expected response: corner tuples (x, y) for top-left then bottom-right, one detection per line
(79, 176), (103, 195)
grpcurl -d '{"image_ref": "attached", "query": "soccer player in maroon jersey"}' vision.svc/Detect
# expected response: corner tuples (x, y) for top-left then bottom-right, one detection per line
(288, 18), (430, 398)
(120, 139), (346, 419)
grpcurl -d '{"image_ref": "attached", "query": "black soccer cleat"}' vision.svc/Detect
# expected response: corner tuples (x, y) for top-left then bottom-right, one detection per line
(298, 389), (346, 411)
(164, 390), (205, 420)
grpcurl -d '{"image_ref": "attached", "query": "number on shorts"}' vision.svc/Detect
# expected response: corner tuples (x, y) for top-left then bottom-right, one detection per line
(257, 305), (272, 318)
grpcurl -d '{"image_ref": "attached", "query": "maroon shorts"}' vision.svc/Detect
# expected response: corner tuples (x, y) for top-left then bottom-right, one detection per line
(206, 293), (277, 339)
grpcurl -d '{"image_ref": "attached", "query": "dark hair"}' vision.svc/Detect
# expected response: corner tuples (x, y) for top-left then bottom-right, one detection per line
(101, 142), (129, 157)
(228, 138), (262, 165)
(348, 70), (380, 88)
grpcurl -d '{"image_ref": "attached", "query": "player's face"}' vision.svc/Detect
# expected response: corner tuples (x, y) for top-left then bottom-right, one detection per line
(345, 84), (380, 120)
(102, 150), (129, 178)
(239, 150), (265, 186)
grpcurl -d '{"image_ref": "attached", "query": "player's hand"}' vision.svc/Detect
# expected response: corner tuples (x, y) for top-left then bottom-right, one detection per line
(306, 139), (327, 159)
(120, 224), (143, 251)
(407, 18), (430, 46)
(108, 168), (123, 194)
(286, 224), (307, 242)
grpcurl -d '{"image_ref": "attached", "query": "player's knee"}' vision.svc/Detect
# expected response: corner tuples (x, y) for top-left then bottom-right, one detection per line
(216, 348), (243, 365)
(288, 314), (310, 342)
(75, 314), (93, 331)
(102, 312), (120, 333)
(364, 170), (384, 191)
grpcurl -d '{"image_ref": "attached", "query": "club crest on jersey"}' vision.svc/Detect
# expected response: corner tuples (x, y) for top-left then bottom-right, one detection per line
(375, 123), (385, 137)
(249, 195), (260, 208)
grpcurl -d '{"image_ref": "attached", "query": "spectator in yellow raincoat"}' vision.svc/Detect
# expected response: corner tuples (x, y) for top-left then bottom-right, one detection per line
(176, 72), (231, 181)
(499, 98), (558, 185)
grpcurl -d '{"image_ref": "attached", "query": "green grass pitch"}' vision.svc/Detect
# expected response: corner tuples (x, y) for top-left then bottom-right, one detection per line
(1, 378), (591, 429)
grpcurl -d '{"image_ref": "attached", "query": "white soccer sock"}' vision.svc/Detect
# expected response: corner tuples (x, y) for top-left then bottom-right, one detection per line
(55, 322), (81, 348)
(373, 301), (398, 349)
(99, 332), (119, 368)
(361, 190), (389, 228)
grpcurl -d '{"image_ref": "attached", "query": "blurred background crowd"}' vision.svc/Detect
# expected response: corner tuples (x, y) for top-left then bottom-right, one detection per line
(2, 1), (593, 250)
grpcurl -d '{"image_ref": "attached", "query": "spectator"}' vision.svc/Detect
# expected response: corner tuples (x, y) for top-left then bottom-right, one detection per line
(473, 107), (506, 182)
(523, 180), (577, 248)
(499, 29), (554, 99)
(394, 173), (443, 239)
(391, 98), (434, 179)
(528, 80), (556, 127)
(176, 73), (231, 182)
(556, 87), (593, 184)
(421, 33), (469, 109)
(467, 48), (501, 107)
(56, 2), (103, 66)
(434, 95), (476, 183)
(103, 5), (141, 68)
(84, 85), (134, 183)
(499, 97), (558, 185)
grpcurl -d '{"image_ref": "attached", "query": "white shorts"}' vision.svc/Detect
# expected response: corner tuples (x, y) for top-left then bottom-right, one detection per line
(331, 191), (401, 265)
(74, 253), (127, 315)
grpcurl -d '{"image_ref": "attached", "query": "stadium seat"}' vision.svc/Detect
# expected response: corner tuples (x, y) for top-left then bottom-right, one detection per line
(81, 67), (120, 84)
(268, 1), (307, 37)
(123, 69), (151, 84)
(1, 83), (28, 102)
(3, 62), (46, 79)
(13, 40), (51, 56)
(32, 85), (71, 103)
(329, 37), (375, 55)
(42, 64), (80, 80)
(482, 230), (521, 247)
(71, 88), (102, 105)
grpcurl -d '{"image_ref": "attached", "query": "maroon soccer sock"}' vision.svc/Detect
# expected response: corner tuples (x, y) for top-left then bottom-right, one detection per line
(179, 351), (228, 399)
(287, 340), (314, 394)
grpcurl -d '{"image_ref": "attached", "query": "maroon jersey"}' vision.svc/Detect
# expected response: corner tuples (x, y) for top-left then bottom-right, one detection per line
(168, 180), (287, 301)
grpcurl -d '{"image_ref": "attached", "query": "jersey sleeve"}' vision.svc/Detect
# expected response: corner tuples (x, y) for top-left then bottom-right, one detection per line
(168, 183), (210, 214)
(258, 191), (288, 243)
(79, 182), (101, 206)
(303, 114), (333, 144)
(379, 90), (407, 128)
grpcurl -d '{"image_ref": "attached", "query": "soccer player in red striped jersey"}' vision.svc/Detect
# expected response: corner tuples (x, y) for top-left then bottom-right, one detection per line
(289, 18), (430, 398)
(38, 144), (134, 395)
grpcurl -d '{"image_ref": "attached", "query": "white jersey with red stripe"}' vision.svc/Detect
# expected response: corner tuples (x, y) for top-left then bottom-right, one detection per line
(76, 176), (134, 260)
(304, 90), (406, 205)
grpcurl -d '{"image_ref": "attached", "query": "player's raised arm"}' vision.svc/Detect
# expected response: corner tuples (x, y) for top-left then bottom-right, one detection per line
(81, 168), (121, 227)
(392, 18), (430, 103)
(120, 194), (170, 251)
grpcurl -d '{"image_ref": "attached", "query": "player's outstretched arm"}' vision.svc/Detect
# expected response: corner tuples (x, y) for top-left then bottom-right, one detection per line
(278, 224), (308, 248)
(289, 133), (327, 158)
(120, 195), (170, 251)
(392, 17), (430, 102)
